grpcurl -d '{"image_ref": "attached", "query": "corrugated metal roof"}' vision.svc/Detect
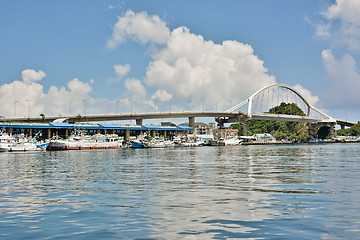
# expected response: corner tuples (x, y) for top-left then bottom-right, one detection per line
(177, 126), (194, 131)
(49, 123), (73, 128)
(99, 124), (121, 128)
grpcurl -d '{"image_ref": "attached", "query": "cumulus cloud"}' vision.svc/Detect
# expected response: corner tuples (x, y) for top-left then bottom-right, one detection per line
(0, 69), (98, 117)
(293, 84), (319, 106)
(315, 0), (360, 50)
(114, 63), (131, 77)
(107, 10), (170, 49)
(321, 49), (360, 109)
(151, 89), (173, 102)
(144, 26), (276, 111)
(124, 78), (147, 99)
(21, 69), (46, 84)
(108, 64), (131, 83)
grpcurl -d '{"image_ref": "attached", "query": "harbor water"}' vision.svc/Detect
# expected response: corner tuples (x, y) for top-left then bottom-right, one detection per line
(1, 144), (360, 239)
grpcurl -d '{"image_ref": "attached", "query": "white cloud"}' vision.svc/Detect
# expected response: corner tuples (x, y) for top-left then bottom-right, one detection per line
(124, 78), (147, 99)
(21, 69), (46, 84)
(144, 26), (276, 111)
(292, 84), (319, 106)
(107, 10), (170, 49)
(321, 49), (360, 109)
(114, 63), (131, 77)
(109, 64), (131, 83)
(151, 89), (173, 102)
(0, 80), (45, 117)
(316, 0), (360, 50)
(0, 69), (98, 117)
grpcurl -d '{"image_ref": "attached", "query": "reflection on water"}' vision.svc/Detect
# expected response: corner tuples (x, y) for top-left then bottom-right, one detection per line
(1, 144), (360, 239)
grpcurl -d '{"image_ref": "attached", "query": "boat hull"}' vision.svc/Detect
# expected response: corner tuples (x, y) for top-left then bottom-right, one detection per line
(47, 139), (120, 151)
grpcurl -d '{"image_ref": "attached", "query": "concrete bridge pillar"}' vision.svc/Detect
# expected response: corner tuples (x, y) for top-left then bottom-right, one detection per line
(125, 129), (130, 141)
(241, 121), (248, 136)
(136, 119), (143, 125)
(329, 123), (336, 139)
(188, 117), (195, 129)
(341, 125), (345, 130)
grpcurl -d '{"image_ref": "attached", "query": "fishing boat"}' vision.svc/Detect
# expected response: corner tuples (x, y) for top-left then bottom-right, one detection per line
(223, 137), (241, 146)
(175, 140), (204, 147)
(0, 132), (48, 152)
(148, 140), (175, 148)
(0, 129), (16, 148)
(130, 140), (149, 148)
(47, 132), (122, 151)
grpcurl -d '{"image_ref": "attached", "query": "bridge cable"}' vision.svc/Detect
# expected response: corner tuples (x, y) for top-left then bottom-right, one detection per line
(260, 91), (264, 113)
(266, 88), (269, 113)
(254, 94), (259, 114)
(272, 86), (275, 114)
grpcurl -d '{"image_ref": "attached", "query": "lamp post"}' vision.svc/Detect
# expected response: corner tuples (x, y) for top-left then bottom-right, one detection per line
(127, 99), (132, 115)
(14, 100), (18, 117)
(25, 99), (29, 118)
(82, 99), (86, 115)
(69, 99), (74, 115)
(116, 100), (120, 113)
(200, 99), (204, 113)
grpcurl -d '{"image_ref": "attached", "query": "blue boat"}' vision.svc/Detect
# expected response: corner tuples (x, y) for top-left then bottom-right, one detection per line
(130, 140), (149, 148)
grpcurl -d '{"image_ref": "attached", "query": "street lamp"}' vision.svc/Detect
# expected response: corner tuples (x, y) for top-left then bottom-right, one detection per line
(127, 99), (132, 115)
(69, 99), (74, 115)
(200, 99), (204, 112)
(82, 99), (87, 115)
(14, 100), (18, 117)
(25, 99), (29, 118)
(116, 99), (120, 113)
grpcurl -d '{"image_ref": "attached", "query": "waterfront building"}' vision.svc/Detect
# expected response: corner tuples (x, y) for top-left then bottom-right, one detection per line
(213, 127), (239, 140)
(0, 122), (193, 141)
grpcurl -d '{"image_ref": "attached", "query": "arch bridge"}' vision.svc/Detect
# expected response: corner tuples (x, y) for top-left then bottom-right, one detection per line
(1, 84), (355, 134)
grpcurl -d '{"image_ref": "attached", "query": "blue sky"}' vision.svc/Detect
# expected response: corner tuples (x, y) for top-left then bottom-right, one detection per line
(1, 0), (360, 123)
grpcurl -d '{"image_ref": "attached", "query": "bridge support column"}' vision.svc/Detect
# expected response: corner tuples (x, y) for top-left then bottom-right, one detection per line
(329, 123), (336, 139)
(188, 117), (195, 129)
(136, 119), (143, 126)
(341, 125), (345, 130)
(125, 129), (130, 141)
(241, 121), (248, 136)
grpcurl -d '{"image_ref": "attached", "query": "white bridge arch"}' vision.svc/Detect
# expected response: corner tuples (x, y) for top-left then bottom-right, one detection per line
(226, 84), (335, 122)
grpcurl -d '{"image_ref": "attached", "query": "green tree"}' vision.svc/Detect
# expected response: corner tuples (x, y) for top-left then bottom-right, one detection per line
(231, 102), (311, 140)
(40, 113), (45, 123)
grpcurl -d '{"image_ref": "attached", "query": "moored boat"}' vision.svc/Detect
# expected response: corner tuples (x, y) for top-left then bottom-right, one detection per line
(47, 133), (122, 151)
(0, 131), (48, 152)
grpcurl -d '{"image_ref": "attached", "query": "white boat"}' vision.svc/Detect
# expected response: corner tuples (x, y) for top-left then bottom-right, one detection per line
(0, 141), (49, 152)
(0, 130), (16, 148)
(148, 140), (175, 148)
(175, 141), (204, 147)
(47, 133), (122, 151)
(0, 132), (48, 152)
(224, 137), (241, 146)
